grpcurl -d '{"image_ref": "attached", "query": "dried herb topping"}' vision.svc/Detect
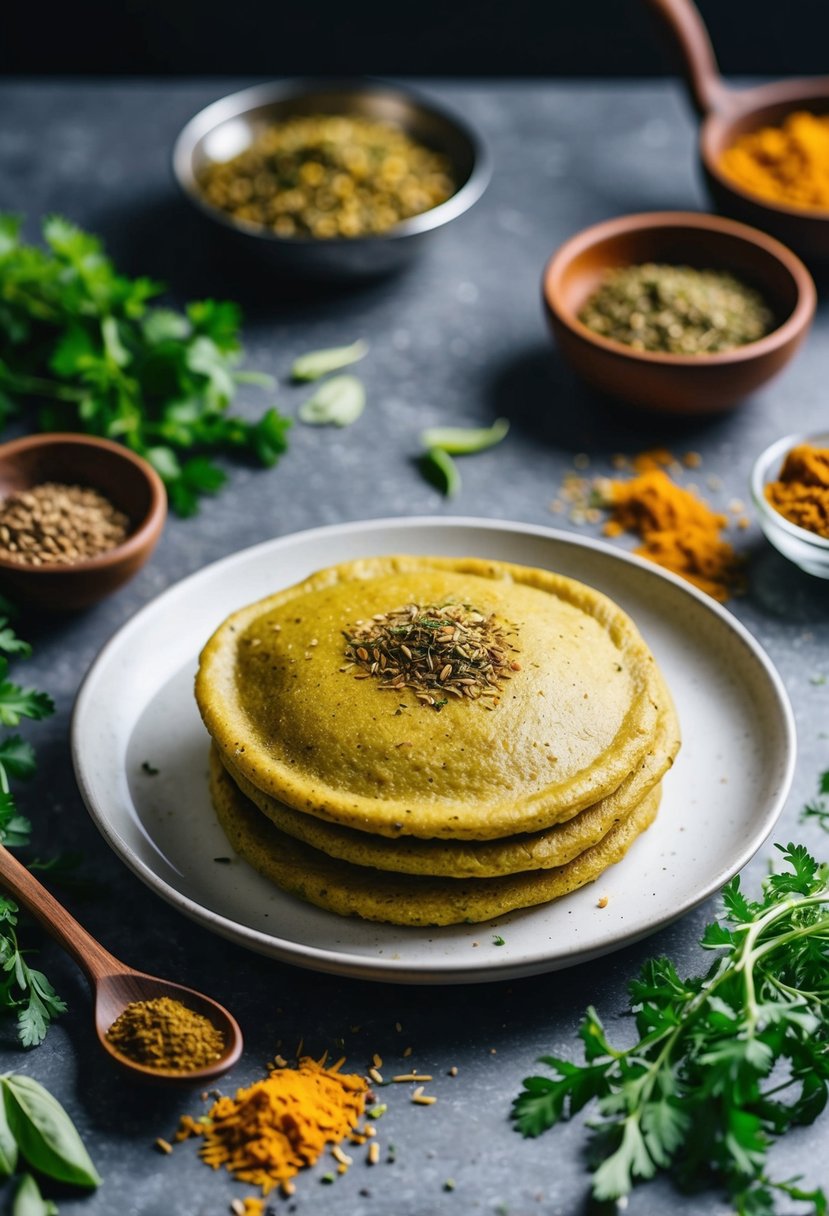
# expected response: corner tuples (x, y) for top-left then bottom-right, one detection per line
(342, 601), (520, 709)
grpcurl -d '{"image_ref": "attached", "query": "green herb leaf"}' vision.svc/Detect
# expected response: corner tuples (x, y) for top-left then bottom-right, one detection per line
(298, 375), (365, 427)
(512, 823), (829, 1212)
(12, 1173), (57, 1216)
(421, 447), (461, 497)
(0, 1091), (17, 1176)
(291, 339), (368, 381)
(420, 417), (509, 455)
(0, 215), (290, 515)
(2, 1075), (101, 1187)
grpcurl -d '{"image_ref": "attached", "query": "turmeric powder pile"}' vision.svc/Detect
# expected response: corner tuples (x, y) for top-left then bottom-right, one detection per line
(176, 1055), (370, 1197)
(719, 111), (829, 211)
(765, 442), (829, 538)
(599, 469), (740, 602)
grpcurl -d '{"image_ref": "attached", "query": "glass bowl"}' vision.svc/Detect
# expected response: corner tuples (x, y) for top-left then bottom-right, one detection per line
(750, 430), (829, 578)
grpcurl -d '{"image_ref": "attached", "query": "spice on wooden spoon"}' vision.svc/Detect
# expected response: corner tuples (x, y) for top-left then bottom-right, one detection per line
(0, 844), (242, 1083)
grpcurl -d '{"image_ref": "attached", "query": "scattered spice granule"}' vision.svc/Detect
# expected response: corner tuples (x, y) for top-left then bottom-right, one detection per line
(176, 1055), (369, 1196)
(411, 1086), (436, 1105)
(448, 1066), (459, 1077)
(597, 896), (609, 909)
(392, 1073), (433, 1083)
(598, 468), (741, 602)
(368, 1066), (384, 1085)
(367, 1141), (380, 1165)
(154, 1137), (173, 1154)
(402, 1046), (413, 1058)
(444, 1178), (457, 1191)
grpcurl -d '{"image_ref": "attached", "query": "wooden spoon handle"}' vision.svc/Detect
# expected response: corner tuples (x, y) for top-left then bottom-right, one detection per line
(643, 0), (732, 118)
(0, 845), (124, 986)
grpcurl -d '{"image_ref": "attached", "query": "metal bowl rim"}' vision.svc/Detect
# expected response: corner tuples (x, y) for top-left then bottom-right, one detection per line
(172, 77), (491, 245)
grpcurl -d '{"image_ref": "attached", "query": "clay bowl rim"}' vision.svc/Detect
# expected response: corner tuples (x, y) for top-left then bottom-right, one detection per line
(0, 433), (167, 579)
(542, 210), (816, 368)
(750, 429), (829, 553)
(700, 78), (829, 223)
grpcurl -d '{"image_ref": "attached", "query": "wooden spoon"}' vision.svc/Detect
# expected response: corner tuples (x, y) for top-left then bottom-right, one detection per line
(0, 844), (243, 1083)
(645, 0), (829, 261)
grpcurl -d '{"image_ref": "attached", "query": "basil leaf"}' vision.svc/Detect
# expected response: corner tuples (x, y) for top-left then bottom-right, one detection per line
(3, 1075), (101, 1187)
(298, 375), (365, 427)
(291, 339), (368, 382)
(0, 1087), (17, 1176)
(421, 447), (461, 497)
(13, 1173), (58, 1216)
(420, 417), (509, 455)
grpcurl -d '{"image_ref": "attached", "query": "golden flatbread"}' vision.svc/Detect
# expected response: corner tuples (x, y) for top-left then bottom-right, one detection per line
(208, 747), (662, 926)
(197, 556), (672, 840)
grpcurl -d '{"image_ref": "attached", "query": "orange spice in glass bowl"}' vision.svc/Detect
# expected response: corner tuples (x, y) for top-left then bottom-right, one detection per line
(751, 431), (829, 578)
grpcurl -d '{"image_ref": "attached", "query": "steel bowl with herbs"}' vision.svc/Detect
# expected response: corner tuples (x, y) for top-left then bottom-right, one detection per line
(173, 80), (490, 280)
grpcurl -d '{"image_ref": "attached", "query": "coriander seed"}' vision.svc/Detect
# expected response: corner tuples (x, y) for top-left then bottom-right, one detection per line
(0, 482), (129, 567)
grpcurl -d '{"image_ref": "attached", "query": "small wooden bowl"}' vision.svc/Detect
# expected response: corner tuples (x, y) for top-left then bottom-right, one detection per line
(645, 0), (829, 263)
(542, 211), (815, 415)
(0, 434), (167, 611)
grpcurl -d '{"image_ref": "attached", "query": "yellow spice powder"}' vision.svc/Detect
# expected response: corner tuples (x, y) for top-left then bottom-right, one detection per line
(600, 468), (740, 602)
(177, 1055), (370, 1196)
(765, 442), (829, 538)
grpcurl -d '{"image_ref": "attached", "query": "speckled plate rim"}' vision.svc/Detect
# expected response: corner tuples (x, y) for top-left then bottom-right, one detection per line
(71, 516), (796, 985)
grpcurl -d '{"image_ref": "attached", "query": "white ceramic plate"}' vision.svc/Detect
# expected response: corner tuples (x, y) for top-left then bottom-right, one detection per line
(72, 518), (796, 984)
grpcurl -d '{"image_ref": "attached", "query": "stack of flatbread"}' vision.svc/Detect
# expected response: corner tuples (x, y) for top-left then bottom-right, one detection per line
(196, 556), (680, 926)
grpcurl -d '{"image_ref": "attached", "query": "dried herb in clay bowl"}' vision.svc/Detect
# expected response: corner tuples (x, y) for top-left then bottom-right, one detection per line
(543, 211), (815, 415)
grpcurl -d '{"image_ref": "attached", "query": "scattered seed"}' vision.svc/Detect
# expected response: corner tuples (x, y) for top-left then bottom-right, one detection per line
(412, 1086), (437, 1105)
(367, 1141), (380, 1165)
(155, 1137), (173, 1154)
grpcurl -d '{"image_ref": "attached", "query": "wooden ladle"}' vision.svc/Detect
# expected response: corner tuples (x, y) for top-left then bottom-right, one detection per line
(645, 0), (829, 260)
(0, 845), (243, 1083)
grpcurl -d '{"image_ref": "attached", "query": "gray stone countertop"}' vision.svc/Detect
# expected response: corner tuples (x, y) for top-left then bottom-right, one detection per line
(0, 79), (827, 1216)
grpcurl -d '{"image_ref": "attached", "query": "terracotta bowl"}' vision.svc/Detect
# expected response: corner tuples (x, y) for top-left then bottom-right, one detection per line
(0, 434), (167, 611)
(645, 0), (829, 263)
(542, 211), (816, 415)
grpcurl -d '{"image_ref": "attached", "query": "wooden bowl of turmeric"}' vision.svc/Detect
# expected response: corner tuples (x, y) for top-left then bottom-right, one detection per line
(543, 211), (815, 415)
(645, 0), (829, 263)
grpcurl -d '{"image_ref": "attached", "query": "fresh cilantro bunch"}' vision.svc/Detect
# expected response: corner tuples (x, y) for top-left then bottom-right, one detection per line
(513, 842), (829, 1215)
(0, 215), (290, 514)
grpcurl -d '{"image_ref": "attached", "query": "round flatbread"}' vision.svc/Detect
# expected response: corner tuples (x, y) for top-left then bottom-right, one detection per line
(218, 681), (676, 874)
(208, 748), (661, 926)
(197, 556), (673, 841)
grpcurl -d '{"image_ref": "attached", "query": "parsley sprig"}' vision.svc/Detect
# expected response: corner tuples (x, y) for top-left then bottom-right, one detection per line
(0, 215), (290, 514)
(0, 602), (63, 1047)
(802, 769), (829, 833)
(513, 842), (829, 1215)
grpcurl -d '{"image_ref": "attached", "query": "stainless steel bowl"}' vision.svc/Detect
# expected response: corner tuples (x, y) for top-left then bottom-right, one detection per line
(172, 79), (490, 280)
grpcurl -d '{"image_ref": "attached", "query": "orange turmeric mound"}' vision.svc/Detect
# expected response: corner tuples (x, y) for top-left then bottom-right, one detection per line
(602, 469), (739, 601)
(177, 1055), (369, 1196)
(719, 111), (829, 212)
(765, 443), (829, 538)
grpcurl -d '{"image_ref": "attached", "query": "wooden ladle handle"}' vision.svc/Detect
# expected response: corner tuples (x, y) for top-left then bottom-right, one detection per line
(0, 845), (124, 986)
(643, 0), (733, 118)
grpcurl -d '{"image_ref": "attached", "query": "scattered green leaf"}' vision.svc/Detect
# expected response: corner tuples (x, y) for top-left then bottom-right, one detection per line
(492, 934), (505, 946)
(420, 417), (509, 455)
(12, 1172), (58, 1216)
(512, 838), (829, 1214)
(298, 375), (365, 427)
(291, 339), (368, 382)
(421, 447), (461, 497)
(2, 1075), (101, 1188)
